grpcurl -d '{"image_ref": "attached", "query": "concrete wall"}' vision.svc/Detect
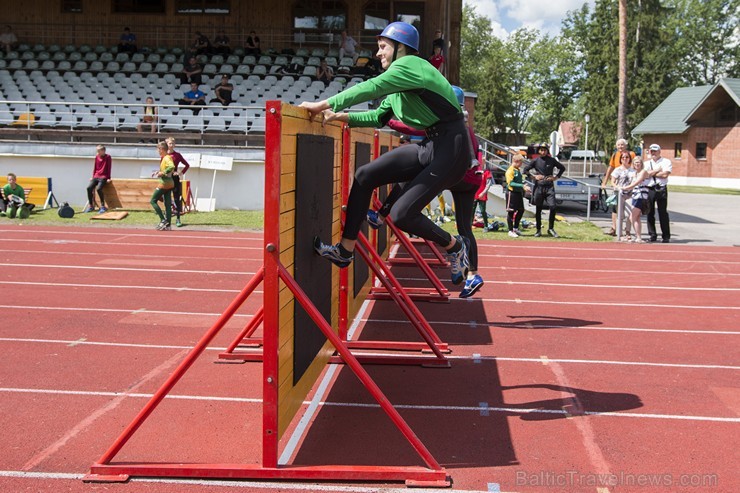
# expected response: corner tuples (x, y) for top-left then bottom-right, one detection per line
(0, 151), (265, 210)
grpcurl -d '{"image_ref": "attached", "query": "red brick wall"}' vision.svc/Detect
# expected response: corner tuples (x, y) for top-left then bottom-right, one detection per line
(642, 125), (740, 179)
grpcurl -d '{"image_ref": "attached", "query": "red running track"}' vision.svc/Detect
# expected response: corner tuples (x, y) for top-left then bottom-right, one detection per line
(0, 225), (738, 493)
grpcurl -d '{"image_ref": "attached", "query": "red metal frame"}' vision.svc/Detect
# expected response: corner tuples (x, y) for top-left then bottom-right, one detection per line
(86, 102), (450, 488)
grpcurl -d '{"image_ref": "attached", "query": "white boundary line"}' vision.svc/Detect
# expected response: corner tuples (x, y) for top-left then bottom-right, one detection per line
(475, 252), (740, 266)
(0, 386), (737, 423)
(0, 228), (261, 242)
(362, 318), (740, 335)
(2, 337), (738, 369)
(0, 262), (253, 275)
(0, 280), (246, 294)
(476, 242), (740, 257)
(0, 470), (487, 492)
(2, 238), (260, 251)
(0, 305), (252, 318)
(1, 248), (260, 262)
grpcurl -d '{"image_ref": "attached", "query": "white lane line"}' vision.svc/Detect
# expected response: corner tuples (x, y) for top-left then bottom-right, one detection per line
(488, 266), (740, 277)
(0, 280), (246, 294)
(0, 305), (252, 318)
(486, 254), (740, 266)
(21, 350), (188, 470)
(0, 248), (256, 262)
(450, 297), (740, 310)
(278, 299), (373, 465)
(2, 338), (738, 370)
(0, 471), (483, 493)
(0, 263), (253, 275)
(477, 243), (740, 257)
(362, 318), (740, 335)
(474, 280), (740, 292)
(1, 387), (738, 423)
(2, 238), (261, 251)
(0, 228), (260, 241)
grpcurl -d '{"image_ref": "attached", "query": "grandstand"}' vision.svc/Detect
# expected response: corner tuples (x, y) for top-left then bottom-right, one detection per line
(0, 43), (374, 146)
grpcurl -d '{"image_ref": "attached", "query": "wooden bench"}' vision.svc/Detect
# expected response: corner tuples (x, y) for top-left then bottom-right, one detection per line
(90, 178), (192, 211)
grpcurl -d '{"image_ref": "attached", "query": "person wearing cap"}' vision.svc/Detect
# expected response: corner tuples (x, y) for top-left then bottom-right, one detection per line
(603, 138), (636, 235)
(644, 144), (672, 242)
(300, 22), (472, 286)
(523, 144), (566, 237)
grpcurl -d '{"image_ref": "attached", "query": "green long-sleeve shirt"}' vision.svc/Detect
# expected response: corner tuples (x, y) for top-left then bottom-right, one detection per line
(3, 183), (25, 201)
(506, 166), (525, 192)
(327, 55), (460, 130)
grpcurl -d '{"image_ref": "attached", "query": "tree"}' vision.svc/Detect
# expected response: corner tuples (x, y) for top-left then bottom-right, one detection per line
(669, 0), (740, 85)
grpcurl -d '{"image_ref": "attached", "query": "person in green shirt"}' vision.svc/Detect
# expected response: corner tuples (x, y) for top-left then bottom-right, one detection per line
(299, 22), (472, 285)
(150, 141), (175, 231)
(1, 173), (34, 219)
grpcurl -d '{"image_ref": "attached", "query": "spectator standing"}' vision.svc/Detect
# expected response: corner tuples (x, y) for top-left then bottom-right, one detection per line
(339, 30), (359, 61)
(474, 166), (493, 231)
(300, 22), (472, 286)
(213, 30), (231, 55)
(84, 145), (112, 214)
(523, 144), (565, 237)
(428, 45), (445, 75)
(0, 25), (18, 55)
(602, 138), (635, 235)
(505, 154), (530, 237)
(245, 30), (261, 55)
(210, 75), (234, 105)
(618, 156), (650, 243)
(166, 137), (190, 228)
(151, 141), (175, 231)
(431, 29), (444, 55)
(644, 143), (672, 242)
(178, 82), (206, 115)
(316, 60), (334, 86)
(610, 151), (635, 240)
(178, 56), (203, 85)
(117, 27), (137, 54)
(137, 96), (158, 138)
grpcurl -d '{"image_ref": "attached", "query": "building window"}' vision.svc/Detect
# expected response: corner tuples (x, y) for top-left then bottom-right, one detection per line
(364, 1), (390, 30)
(696, 142), (707, 160)
(176, 0), (230, 14)
(293, 1), (346, 30)
(674, 142), (682, 159)
(112, 0), (165, 13)
(62, 0), (82, 13)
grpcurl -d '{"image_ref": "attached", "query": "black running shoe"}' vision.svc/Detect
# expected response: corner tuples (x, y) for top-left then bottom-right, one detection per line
(313, 236), (353, 268)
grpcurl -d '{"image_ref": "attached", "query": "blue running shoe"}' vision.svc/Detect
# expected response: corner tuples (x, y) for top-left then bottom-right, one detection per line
(446, 235), (469, 285)
(366, 209), (384, 229)
(313, 236), (353, 268)
(98, 206), (107, 214)
(83, 206), (94, 213)
(459, 274), (484, 298)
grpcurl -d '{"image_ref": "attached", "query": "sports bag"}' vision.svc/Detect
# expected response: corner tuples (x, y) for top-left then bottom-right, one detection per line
(58, 202), (75, 218)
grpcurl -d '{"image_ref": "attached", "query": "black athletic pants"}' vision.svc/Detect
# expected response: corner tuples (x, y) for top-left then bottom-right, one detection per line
(343, 119), (470, 247)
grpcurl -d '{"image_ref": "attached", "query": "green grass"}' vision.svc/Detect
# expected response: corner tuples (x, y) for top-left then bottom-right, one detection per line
(4, 207), (265, 231)
(669, 185), (740, 195)
(6, 207), (610, 241)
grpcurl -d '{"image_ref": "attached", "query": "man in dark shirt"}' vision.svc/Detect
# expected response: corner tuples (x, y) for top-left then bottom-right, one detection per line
(211, 75), (234, 105)
(523, 144), (566, 237)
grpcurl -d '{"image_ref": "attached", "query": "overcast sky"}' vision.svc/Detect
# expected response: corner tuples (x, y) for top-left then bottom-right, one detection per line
(466, 0), (595, 38)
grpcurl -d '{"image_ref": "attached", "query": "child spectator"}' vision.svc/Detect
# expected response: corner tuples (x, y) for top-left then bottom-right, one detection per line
(505, 154), (530, 237)
(137, 96), (158, 138)
(428, 45), (445, 74)
(316, 60), (334, 86)
(166, 137), (190, 228)
(474, 165), (493, 231)
(151, 141), (175, 231)
(1, 173), (34, 218)
(84, 145), (112, 213)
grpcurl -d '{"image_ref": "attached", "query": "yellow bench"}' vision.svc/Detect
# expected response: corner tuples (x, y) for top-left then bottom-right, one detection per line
(14, 176), (54, 208)
(90, 179), (192, 211)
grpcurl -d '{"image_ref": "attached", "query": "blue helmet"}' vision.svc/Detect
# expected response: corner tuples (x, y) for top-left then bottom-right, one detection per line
(378, 22), (419, 52)
(452, 85), (465, 106)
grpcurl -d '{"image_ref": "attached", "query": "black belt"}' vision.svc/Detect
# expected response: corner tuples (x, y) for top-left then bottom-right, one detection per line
(425, 113), (464, 138)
